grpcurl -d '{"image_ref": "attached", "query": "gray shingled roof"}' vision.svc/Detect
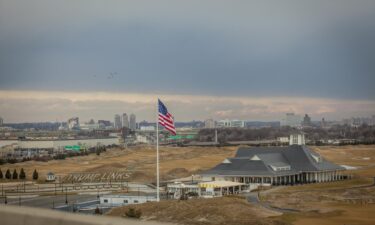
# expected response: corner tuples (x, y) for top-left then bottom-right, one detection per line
(201, 145), (344, 176)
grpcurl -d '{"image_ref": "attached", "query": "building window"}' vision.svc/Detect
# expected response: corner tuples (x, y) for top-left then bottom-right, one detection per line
(270, 165), (291, 171)
(134, 200), (139, 203)
(124, 200), (128, 203)
(103, 199), (108, 203)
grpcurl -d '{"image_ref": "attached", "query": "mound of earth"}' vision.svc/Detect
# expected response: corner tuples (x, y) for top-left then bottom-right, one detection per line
(107, 197), (283, 225)
(164, 168), (190, 180)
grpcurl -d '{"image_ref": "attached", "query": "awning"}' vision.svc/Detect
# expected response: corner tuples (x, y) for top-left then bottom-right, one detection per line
(198, 181), (244, 188)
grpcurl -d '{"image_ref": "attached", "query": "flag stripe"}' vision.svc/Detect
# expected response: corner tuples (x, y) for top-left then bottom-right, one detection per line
(158, 99), (176, 135)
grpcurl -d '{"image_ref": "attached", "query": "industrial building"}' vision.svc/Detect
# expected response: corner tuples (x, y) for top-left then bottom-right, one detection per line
(289, 133), (305, 145)
(201, 145), (345, 186)
(100, 194), (157, 207)
(67, 117), (80, 130)
(8, 137), (119, 159)
(216, 119), (245, 128)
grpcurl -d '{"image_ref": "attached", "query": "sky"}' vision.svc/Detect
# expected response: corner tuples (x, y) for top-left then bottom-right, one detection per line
(1, 0), (375, 123)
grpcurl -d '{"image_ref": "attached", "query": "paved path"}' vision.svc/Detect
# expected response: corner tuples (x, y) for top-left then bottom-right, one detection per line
(1, 194), (98, 209)
(245, 192), (299, 213)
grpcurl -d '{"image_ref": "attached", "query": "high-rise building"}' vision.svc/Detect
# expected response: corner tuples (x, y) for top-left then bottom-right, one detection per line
(129, 113), (136, 131)
(122, 113), (129, 128)
(320, 118), (327, 128)
(114, 114), (122, 129)
(302, 114), (312, 127)
(281, 113), (302, 127)
(0, 117), (3, 126)
(204, 119), (215, 128)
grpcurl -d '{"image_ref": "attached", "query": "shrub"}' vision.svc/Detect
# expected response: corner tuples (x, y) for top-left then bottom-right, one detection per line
(187, 192), (199, 197)
(12, 169), (18, 179)
(7, 158), (18, 164)
(32, 169), (38, 180)
(94, 206), (102, 215)
(53, 154), (66, 160)
(19, 168), (26, 179)
(5, 169), (11, 179)
(124, 207), (142, 219)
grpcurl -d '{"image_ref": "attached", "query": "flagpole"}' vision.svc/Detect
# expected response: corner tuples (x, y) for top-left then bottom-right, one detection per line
(156, 99), (160, 202)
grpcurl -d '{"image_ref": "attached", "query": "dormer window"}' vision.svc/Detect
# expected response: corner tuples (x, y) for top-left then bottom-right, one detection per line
(222, 158), (232, 164)
(250, 155), (261, 161)
(311, 154), (322, 163)
(270, 165), (291, 171)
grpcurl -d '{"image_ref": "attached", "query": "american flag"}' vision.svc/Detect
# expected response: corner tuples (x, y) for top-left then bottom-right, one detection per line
(158, 99), (176, 135)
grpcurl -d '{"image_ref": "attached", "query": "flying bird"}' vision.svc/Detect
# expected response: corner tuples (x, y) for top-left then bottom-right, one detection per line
(108, 72), (118, 79)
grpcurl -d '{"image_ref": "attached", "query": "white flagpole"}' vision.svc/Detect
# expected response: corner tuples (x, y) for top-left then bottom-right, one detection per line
(156, 99), (160, 202)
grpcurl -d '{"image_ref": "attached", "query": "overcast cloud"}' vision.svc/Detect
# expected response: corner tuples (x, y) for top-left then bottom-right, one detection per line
(0, 0), (375, 122)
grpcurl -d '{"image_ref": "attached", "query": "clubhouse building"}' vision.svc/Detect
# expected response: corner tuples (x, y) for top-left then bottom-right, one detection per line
(201, 145), (345, 186)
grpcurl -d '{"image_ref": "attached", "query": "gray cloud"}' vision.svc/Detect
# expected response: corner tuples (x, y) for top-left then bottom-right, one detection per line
(0, 1), (375, 102)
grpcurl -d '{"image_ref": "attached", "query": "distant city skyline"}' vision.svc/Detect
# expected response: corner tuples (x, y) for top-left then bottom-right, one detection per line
(0, 90), (374, 123)
(1, 1), (375, 122)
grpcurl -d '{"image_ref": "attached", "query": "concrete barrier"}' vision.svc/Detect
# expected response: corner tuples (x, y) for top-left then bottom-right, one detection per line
(0, 205), (172, 225)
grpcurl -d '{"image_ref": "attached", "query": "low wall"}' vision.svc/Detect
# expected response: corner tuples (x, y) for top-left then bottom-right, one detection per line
(0, 205), (171, 225)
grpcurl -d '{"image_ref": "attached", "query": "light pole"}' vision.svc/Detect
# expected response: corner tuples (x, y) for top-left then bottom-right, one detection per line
(65, 187), (68, 204)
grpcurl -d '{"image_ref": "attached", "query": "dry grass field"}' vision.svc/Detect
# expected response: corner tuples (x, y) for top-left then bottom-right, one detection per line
(1, 144), (375, 225)
(263, 145), (375, 225)
(107, 196), (284, 225)
(107, 144), (374, 225)
(0, 146), (237, 183)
